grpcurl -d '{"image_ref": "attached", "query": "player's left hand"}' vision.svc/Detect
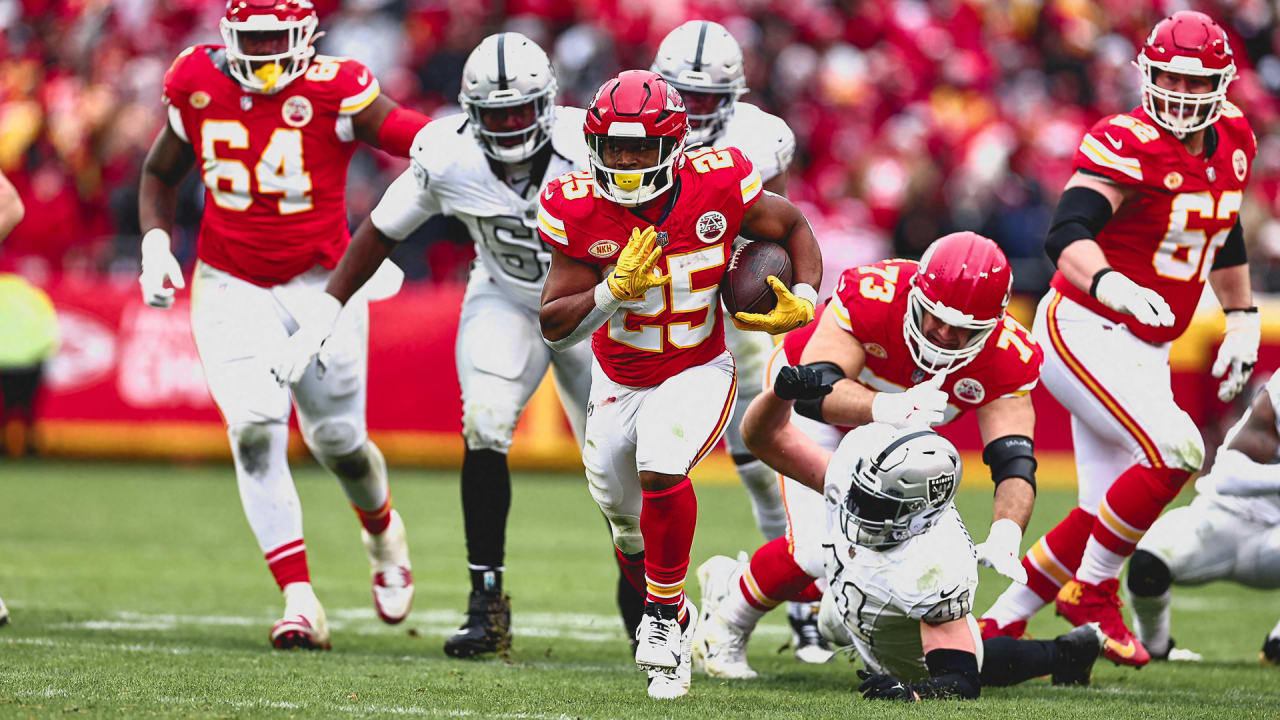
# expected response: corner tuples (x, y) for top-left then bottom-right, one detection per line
(975, 518), (1027, 584)
(732, 276), (815, 335)
(1211, 308), (1260, 402)
(856, 669), (917, 702)
(269, 293), (343, 386)
(773, 364), (835, 401)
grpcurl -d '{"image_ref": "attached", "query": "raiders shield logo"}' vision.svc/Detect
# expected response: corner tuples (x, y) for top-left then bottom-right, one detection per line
(926, 471), (956, 507)
(282, 95), (313, 128)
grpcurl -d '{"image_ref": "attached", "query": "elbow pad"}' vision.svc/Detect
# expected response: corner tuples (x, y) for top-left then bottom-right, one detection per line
(912, 648), (981, 700)
(983, 435), (1037, 495)
(1211, 221), (1247, 270)
(791, 362), (846, 422)
(1045, 185), (1114, 265)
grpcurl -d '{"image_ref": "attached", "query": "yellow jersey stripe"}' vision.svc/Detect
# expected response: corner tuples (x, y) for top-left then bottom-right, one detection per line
(339, 79), (381, 115)
(1079, 135), (1142, 181)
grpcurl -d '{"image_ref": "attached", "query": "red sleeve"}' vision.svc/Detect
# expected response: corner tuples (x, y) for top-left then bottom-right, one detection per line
(309, 56), (380, 116)
(1074, 113), (1162, 187)
(830, 260), (914, 341)
(537, 173), (586, 258)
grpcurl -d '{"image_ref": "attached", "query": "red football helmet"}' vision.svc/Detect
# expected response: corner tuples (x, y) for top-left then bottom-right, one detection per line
(905, 232), (1012, 373)
(220, 0), (319, 94)
(1136, 11), (1236, 138)
(584, 70), (688, 206)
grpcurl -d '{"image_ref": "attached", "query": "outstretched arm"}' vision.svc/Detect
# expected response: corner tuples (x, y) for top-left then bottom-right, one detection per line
(351, 94), (430, 158)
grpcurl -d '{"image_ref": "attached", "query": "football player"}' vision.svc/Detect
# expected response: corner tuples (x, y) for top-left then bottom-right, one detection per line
(0, 167), (22, 627)
(979, 11), (1259, 667)
(273, 32), (597, 659)
(537, 70), (822, 698)
(1127, 371), (1280, 663)
(137, 0), (429, 650)
(693, 232), (1043, 679)
(651, 20), (824, 661)
(726, 418), (1105, 699)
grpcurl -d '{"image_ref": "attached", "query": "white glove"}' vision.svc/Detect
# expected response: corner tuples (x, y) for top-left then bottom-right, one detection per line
(269, 292), (342, 387)
(1197, 449), (1280, 497)
(1093, 270), (1174, 328)
(974, 518), (1028, 584)
(1211, 309), (1260, 402)
(138, 228), (185, 309)
(870, 371), (948, 428)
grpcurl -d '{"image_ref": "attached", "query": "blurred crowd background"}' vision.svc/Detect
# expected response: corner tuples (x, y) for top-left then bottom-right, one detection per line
(2, 0), (1279, 296)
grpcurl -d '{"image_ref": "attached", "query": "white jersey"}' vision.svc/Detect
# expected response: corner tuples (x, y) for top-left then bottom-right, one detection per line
(370, 106), (589, 310)
(820, 475), (978, 680)
(698, 102), (794, 185)
(1195, 372), (1280, 526)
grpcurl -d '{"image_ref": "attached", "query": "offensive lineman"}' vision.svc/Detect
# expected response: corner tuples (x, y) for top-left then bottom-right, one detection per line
(694, 232), (1044, 679)
(139, 0), (429, 649)
(272, 32), (594, 658)
(1127, 371), (1280, 663)
(538, 70), (823, 698)
(979, 11), (1260, 667)
(650, 21), (827, 660)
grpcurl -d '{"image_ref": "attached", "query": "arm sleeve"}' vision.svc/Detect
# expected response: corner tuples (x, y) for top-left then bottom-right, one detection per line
(1044, 185), (1114, 265)
(1211, 221), (1247, 270)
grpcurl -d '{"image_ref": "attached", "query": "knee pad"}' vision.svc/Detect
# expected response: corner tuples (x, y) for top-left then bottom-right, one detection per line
(304, 416), (364, 457)
(605, 513), (643, 556)
(1155, 412), (1205, 472)
(228, 422), (284, 479)
(1127, 549), (1172, 597)
(461, 399), (518, 453)
(318, 441), (381, 482)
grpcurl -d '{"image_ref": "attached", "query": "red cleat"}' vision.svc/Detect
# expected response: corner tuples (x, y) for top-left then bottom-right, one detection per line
(978, 617), (1027, 641)
(1055, 578), (1149, 667)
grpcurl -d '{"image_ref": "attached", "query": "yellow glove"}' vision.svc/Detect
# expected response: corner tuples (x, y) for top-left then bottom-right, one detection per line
(733, 276), (816, 335)
(606, 226), (671, 301)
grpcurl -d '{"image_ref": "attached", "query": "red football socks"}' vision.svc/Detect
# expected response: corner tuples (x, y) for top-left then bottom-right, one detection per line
(640, 478), (698, 605)
(265, 538), (309, 590)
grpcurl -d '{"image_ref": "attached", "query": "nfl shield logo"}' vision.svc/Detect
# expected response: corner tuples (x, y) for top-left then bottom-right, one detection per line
(911, 369), (927, 384)
(926, 471), (956, 507)
(240, 95), (253, 111)
(655, 231), (669, 247)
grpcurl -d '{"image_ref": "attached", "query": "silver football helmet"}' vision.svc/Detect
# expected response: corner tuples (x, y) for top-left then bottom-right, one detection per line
(650, 20), (747, 145)
(829, 424), (962, 549)
(459, 32), (557, 163)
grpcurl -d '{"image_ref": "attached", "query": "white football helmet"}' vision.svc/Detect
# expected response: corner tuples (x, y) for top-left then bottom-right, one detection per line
(459, 32), (558, 163)
(220, 0), (319, 94)
(828, 424), (961, 549)
(650, 20), (747, 145)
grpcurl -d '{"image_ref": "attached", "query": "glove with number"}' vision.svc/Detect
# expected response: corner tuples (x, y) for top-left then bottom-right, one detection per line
(1092, 269), (1174, 328)
(1211, 308), (1260, 402)
(733, 276), (816, 335)
(138, 228), (185, 309)
(856, 669), (917, 702)
(974, 518), (1028, 584)
(870, 371), (948, 428)
(773, 364), (835, 401)
(269, 292), (342, 387)
(606, 226), (670, 301)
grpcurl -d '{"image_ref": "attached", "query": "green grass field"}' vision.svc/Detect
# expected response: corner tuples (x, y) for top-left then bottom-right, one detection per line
(1, 460), (1277, 719)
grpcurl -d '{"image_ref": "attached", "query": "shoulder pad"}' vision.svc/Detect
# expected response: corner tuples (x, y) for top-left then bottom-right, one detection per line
(550, 106), (590, 168)
(1077, 113), (1164, 186)
(731, 103), (796, 178)
(537, 170), (596, 246)
(408, 114), (472, 172)
(162, 45), (209, 103)
(301, 56), (379, 115)
(1215, 103), (1258, 164)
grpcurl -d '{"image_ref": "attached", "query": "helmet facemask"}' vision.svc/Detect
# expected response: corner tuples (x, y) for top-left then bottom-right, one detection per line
(588, 132), (684, 207)
(904, 285), (1000, 374)
(220, 14), (318, 94)
(1136, 57), (1234, 139)
(839, 456), (953, 549)
(462, 83), (557, 163)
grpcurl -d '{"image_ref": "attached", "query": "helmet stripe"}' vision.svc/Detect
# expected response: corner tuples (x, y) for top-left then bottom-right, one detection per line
(872, 430), (936, 470)
(692, 21), (709, 72)
(496, 33), (507, 90)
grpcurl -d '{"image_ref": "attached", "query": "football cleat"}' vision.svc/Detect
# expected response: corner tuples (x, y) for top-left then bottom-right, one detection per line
(270, 584), (331, 650)
(646, 600), (697, 700)
(1055, 578), (1149, 667)
(1261, 635), (1280, 665)
(635, 601), (684, 671)
(1149, 638), (1203, 662)
(0, 595), (9, 626)
(787, 602), (835, 664)
(1051, 622), (1104, 686)
(443, 590), (511, 658)
(362, 509), (414, 624)
(693, 609), (757, 679)
(978, 617), (1028, 641)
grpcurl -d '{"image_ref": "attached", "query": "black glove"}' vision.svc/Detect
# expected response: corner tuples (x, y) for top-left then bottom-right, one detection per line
(857, 669), (916, 702)
(774, 364), (836, 401)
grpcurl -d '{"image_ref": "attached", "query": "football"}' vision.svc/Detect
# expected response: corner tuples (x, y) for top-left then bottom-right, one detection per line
(720, 240), (793, 316)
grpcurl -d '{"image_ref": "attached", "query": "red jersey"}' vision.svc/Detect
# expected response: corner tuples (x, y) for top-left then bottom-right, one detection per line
(538, 146), (763, 386)
(163, 45), (383, 287)
(1051, 105), (1257, 343)
(784, 260), (1043, 423)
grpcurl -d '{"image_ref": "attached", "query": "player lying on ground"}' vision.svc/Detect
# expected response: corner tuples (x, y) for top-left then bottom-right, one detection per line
(980, 10), (1259, 667)
(1127, 370), (1280, 663)
(732, 410), (1105, 699)
(538, 70), (821, 699)
(693, 232), (1043, 679)
(139, 0), (428, 650)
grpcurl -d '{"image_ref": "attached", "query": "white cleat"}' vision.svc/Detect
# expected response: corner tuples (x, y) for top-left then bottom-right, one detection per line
(788, 601), (835, 664)
(362, 509), (414, 624)
(270, 583), (330, 650)
(648, 600), (697, 700)
(0, 595), (9, 626)
(693, 609), (758, 679)
(696, 553), (745, 622)
(635, 601), (682, 671)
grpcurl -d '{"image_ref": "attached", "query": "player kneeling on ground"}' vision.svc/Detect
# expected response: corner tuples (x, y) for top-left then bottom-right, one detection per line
(738, 405), (1106, 699)
(1127, 370), (1280, 663)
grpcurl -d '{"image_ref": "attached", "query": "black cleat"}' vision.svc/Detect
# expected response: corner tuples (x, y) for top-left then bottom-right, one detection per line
(1051, 622), (1104, 686)
(1262, 636), (1280, 665)
(443, 590), (511, 659)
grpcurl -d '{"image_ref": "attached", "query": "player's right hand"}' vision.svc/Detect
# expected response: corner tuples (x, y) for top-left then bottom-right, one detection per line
(870, 371), (948, 428)
(606, 226), (670, 301)
(773, 364), (835, 401)
(269, 292), (343, 386)
(139, 228), (185, 309)
(1093, 270), (1174, 328)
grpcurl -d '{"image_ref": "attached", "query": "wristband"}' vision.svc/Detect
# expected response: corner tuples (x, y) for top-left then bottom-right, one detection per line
(791, 282), (818, 307)
(594, 280), (624, 315)
(1089, 268), (1114, 299)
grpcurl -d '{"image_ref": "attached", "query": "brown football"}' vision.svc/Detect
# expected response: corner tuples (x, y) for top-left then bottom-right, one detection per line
(720, 240), (794, 316)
